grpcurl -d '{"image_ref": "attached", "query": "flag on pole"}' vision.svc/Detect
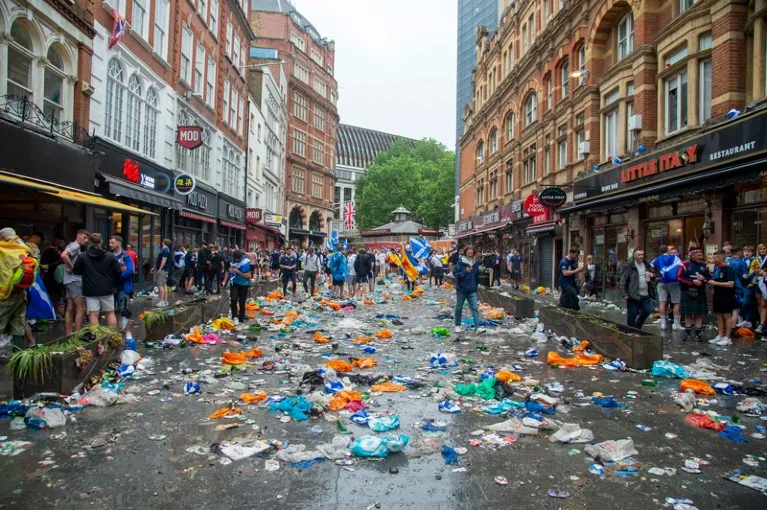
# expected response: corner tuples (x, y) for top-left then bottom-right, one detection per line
(343, 200), (357, 230)
(409, 237), (431, 259)
(108, 9), (130, 49)
(400, 245), (418, 282)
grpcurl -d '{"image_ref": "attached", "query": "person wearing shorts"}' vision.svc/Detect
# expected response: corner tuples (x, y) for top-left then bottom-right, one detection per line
(73, 233), (121, 328)
(60, 229), (88, 335)
(328, 249), (347, 299)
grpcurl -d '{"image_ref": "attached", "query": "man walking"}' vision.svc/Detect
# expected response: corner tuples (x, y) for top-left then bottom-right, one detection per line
(228, 250), (252, 323)
(737, 244), (757, 328)
(210, 245), (224, 294)
(173, 244), (186, 289)
(280, 246), (297, 295)
(60, 229), (88, 335)
(108, 235), (135, 330)
(620, 249), (657, 330)
(302, 246), (320, 296)
(183, 246), (197, 293)
(506, 248), (522, 289)
(558, 248), (584, 310)
(677, 246), (711, 342)
(329, 249), (347, 299)
(346, 249), (357, 298)
(150, 239), (171, 307)
(197, 243), (212, 294)
(429, 251), (444, 286)
(0, 228), (36, 349)
(651, 245), (683, 331)
(353, 249), (370, 297)
(73, 234), (122, 327)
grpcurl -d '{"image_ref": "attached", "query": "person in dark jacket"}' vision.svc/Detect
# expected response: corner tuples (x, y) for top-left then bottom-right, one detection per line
(279, 246), (297, 294)
(453, 245), (485, 334)
(620, 249), (657, 330)
(677, 246), (711, 341)
(353, 249), (371, 296)
(73, 233), (122, 328)
(108, 235), (135, 330)
(558, 248), (584, 310)
(197, 243), (213, 294)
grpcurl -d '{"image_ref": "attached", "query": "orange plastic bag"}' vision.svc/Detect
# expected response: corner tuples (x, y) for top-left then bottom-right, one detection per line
(240, 392), (268, 404)
(326, 359), (353, 372)
(353, 336), (372, 344)
(374, 329), (393, 339)
(371, 381), (406, 392)
(245, 303), (260, 311)
(314, 332), (330, 344)
(285, 310), (299, 319)
(352, 357), (377, 369)
(328, 302), (342, 311)
(328, 390), (362, 411)
(496, 370), (522, 383)
(737, 327), (756, 338)
(186, 326), (204, 344)
(680, 379), (715, 395)
(572, 340), (590, 353)
(411, 288), (424, 297)
(442, 283), (453, 289)
(261, 309), (274, 316)
(546, 351), (604, 367)
(363, 299), (374, 305)
(209, 407), (243, 419)
(402, 295), (412, 301)
(222, 352), (247, 365)
(242, 348), (263, 359)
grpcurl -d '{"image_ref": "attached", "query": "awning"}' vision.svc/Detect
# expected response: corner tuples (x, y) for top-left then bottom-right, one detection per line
(249, 222), (284, 238)
(290, 228), (327, 237)
(0, 171), (157, 216)
(454, 221), (507, 239)
(220, 220), (245, 230)
(526, 221), (557, 235)
(100, 173), (185, 210)
(179, 210), (216, 223)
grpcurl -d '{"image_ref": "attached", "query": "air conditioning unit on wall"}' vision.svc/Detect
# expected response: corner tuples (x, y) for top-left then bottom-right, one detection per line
(578, 141), (590, 157)
(628, 115), (642, 131)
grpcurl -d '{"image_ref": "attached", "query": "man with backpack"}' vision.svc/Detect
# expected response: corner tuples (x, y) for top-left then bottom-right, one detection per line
(0, 227), (37, 349)
(302, 246), (320, 296)
(651, 245), (683, 331)
(108, 235), (135, 330)
(172, 245), (186, 289)
(73, 233), (122, 328)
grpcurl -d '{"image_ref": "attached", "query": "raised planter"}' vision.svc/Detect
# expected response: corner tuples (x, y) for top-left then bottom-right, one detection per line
(477, 287), (536, 319)
(143, 301), (205, 341)
(538, 306), (663, 370)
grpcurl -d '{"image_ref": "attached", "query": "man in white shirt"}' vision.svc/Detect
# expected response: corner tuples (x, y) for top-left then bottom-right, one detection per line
(302, 246), (320, 295)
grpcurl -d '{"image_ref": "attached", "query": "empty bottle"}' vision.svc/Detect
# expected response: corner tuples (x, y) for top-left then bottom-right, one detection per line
(24, 416), (47, 430)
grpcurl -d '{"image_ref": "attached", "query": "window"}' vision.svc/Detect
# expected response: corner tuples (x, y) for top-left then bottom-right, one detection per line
(626, 101), (636, 153)
(544, 138), (551, 175)
(237, 95), (243, 135)
(313, 139), (324, 165)
(222, 146), (239, 197)
(665, 70), (688, 134)
(576, 113), (585, 160)
(617, 12), (634, 60)
(505, 113), (514, 141)
(680, 0), (698, 13)
(313, 78), (327, 98)
(560, 61), (569, 99)
(132, 0), (148, 40)
(577, 45), (586, 86)
(312, 173), (324, 198)
(490, 129), (498, 154)
(206, 57), (215, 106)
(698, 32), (712, 51)
(665, 46), (688, 67)
(699, 59), (712, 122)
(144, 88), (158, 158)
(43, 46), (65, 120)
(229, 88), (237, 127)
(528, 13), (535, 47)
(181, 25), (192, 83)
(233, 36), (240, 69)
(291, 32), (306, 52)
(523, 145), (537, 184)
(604, 108), (619, 159)
(292, 167), (305, 194)
(257, 123), (262, 140)
(331, 91), (338, 105)
(311, 49), (323, 66)
(489, 171), (498, 200)
(544, 0), (550, 23)
(525, 93), (537, 126)
(226, 21), (232, 57)
(508, 43), (514, 69)
(194, 43), (205, 94)
(209, 0), (219, 35)
(104, 59), (124, 142)
(503, 50), (508, 76)
(476, 178), (484, 204)
(604, 88), (620, 106)
(314, 107), (326, 131)
(627, 81), (635, 96)
(8, 20), (34, 99)
(153, 0), (169, 58)
(223, 78), (230, 123)
(293, 92), (307, 121)
(522, 24), (528, 51)
(505, 165), (513, 193)
(476, 140), (485, 164)
(294, 62), (309, 83)
(558, 125), (568, 169)
(546, 75), (552, 109)
(125, 75), (142, 152)
(327, 65), (333, 76)
(293, 130), (306, 157)
(197, 0), (206, 20)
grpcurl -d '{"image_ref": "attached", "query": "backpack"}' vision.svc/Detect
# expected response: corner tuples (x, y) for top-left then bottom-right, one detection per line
(13, 256), (38, 289)
(54, 263), (65, 284)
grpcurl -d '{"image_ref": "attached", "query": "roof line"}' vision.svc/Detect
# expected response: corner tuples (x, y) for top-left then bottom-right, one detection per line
(338, 123), (422, 144)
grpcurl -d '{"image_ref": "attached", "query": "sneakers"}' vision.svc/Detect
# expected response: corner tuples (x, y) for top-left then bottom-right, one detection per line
(695, 332), (703, 342)
(660, 320), (667, 331)
(715, 337), (732, 346)
(672, 323), (685, 331)
(475, 327), (487, 334)
(708, 336), (722, 344)
(683, 331), (691, 341)
(156, 301), (168, 308)
(454, 326), (462, 333)
(755, 325), (765, 335)
(735, 320), (752, 328)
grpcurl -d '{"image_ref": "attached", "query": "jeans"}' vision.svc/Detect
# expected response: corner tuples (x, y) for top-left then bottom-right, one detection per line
(303, 271), (318, 294)
(627, 296), (653, 329)
(230, 284), (248, 321)
(741, 286), (756, 322)
(559, 285), (580, 311)
(282, 271), (296, 294)
(492, 267), (501, 286)
(455, 290), (481, 328)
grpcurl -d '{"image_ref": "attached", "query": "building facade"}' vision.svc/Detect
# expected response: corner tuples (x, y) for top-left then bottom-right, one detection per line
(251, 0), (339, 249)
(458, 0), (767, 296)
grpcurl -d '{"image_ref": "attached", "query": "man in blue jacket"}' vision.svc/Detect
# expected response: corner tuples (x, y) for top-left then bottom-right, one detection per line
(328, 249), (348, 299)
(453, 245), (485, 334)
(109, 235), (134, 330)
(558, 248), (584, 310)
(651, 245), (683, 331)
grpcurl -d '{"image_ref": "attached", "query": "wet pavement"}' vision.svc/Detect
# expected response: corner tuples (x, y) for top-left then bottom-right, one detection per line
(1, 278), (766, 509)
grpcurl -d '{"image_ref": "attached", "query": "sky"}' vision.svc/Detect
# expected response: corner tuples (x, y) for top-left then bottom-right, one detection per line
(292, 0), (457, 149)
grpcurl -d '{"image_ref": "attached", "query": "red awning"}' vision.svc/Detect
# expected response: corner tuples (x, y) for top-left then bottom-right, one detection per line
(455, 221), (507, 239)
(179, 210), (216, 223)
(220, 220), (246, 230)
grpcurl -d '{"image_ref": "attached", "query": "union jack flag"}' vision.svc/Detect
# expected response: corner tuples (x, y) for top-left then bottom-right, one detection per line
(343, 200), (357, 230)
(108, 9), (130, 49)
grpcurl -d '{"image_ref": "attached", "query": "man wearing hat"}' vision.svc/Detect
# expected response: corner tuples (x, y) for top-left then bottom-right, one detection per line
(677, 245), (711, 342)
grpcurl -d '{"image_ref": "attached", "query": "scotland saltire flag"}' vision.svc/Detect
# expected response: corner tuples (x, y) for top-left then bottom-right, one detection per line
(404, 246), (430, 276)
(108, 9), (129, 49)
(26, 274), (55, 320)
(343, 201), (357, 230)
(342, 239), (348, 251)
(409, 237), (431, 259)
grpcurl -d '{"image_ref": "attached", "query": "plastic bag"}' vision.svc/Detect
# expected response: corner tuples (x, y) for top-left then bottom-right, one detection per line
(353, 336), (372, 344)
(679, 379), (715, 395)
(120, 350), (141, 365)
(374, 329), (393, 339)
(328, 390), (363, 411)
(350, 434), (409, 458)
(651, 360), (690, 379)
(496, 370), (521, 383)
(584, 439), (637, 462)
(326, 360), (353, 373)
(718, 425), (749, 443)
(592, 397), (626, 409)
(209, 407), (243, 419)
(26, 407), (66, 429)
(546, 351), (604, 367)
(485, 418), (539, 435)
(351, 358), (377, 369)
(368, 415), (400, 432)
(371, 381), (406, 392)
(240, 392), (268, 404)
(221, 352), (247, 365)
(82, 386), (118, 407)
(315, 435), (351, 460)
(673, 392), (696, 412)
(684, 413), (724, 431)
(736, 397), (766, 415)
(441, 445), (458, 464)
(549, 423), (594, 443)
(313, 332), (330, 344)
(268, 395), (313, 420)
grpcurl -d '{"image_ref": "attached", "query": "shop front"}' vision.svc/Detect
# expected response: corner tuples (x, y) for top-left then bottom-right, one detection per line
(526, 207), (558, 289)
(217, 195), (246, 249)
(175, 185), (217, 248)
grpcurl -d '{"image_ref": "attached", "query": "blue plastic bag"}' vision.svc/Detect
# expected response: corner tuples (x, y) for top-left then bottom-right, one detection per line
(350, 434), (409, 458)
(421, 420), (447, 432)
(268, 395), (313, 421)
(592, 397), (626, 409)
(718, 425), (748, 443)
(441, 445), (458, 464)
(651, 360), (690, 379)
(368, 415), (400, 432)
(350, 409), (370, 424)
(324, 381), (345, 394)
(525, 401), (557, 415)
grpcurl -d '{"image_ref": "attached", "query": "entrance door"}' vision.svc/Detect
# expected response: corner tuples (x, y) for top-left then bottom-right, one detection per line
(554, 238), (563, 288)
(539, 236), (554, 289)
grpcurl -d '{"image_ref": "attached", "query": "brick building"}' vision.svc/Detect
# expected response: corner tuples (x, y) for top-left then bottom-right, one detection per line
(457, 0), (767, 297)
(251, 0), (339, 248)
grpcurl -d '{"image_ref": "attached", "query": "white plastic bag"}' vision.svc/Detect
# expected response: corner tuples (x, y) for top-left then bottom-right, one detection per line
(550, 423), (594, 443)
(120, 350), (141, 365)
(584, 439), (637, 462)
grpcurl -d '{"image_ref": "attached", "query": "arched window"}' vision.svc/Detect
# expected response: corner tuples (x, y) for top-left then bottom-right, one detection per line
(7, 20), (34, 99)
(289, 208), (303, 229)
(505, 112), (514, 141)
(309, 212), (321, 231)
(125, 74), (142, 152)
(525, 92), (537, 127)
(44, 45), (65, 121)
(476, 140), (485, 164)
(560, 59), (570, 98)
(105, 59), (125, 142)
(489, 129), (498, 154)
(617, 12), (634, 61)
(144, 88), (158, 158)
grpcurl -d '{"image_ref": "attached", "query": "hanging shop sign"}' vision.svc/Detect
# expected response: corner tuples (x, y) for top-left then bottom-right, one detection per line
(174, 173), (196, 195)
(246, 208), (262, 225)
(538, 187), (568, 208)
(177, 126), (204, 150)
(524, 193), (547, 217)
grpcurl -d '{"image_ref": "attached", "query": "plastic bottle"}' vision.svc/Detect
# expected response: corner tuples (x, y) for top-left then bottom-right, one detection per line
(641, 379), (659, 387)
(430, 327), (449, 337)
(24, 416), (47, 430)
(124, 331), (137, 352)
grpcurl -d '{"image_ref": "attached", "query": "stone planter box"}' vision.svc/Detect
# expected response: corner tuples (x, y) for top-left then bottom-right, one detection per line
(477, 287), (536, 319)
(13, 337), (121, 399)
(538, 306), (663, 370)
(144, 301), (205, 342)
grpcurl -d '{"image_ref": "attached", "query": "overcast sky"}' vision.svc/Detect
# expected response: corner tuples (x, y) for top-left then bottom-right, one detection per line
(292, 0), (457, 149)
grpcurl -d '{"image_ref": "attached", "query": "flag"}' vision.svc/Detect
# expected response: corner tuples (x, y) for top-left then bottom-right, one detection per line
(26, 274), (55, 320)
(343, 200), (357, 230)
(400, 245), (419, 281)
(108, 9), (130, 49)
(409, 237), (431, 259)
(342, 239), (348, 252)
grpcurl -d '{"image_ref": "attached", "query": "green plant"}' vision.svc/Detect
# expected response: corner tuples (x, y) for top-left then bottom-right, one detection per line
(142, 309), (169, 329)
(75, 347), (93, 370)
(8, 337), (86, 382)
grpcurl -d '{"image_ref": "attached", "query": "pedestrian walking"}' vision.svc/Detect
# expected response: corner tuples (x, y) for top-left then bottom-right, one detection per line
(558, 248), (584, 311)
(329, 249), (347, 299)
(620, 249), (657, 330)
(183, 247), (197, 293)
(346, 249), (357, 297)
(302, 246), (320, 295)
(228, 250), (252, 323)
(73, 233), (122, 328)
(726, 246), (746, 335)
(651, 245), (683, 330)
(210, 246), (224, 294)
(506, 248), (522, 289)
(354, 249), (371, 296)
(453, 245), (485, 334)
(197, 243), (212, 294)
(709, 250), (737, 346)
(491, 250), (502, 286)
(151, 239), (171, 307)
(0, 228), (37, 348)
(172, 244), (186, 289)
(108, 235), (134, 330)
(60, 229), (88, 335)
(581, 254), (596, 298)
(677, 246), (711, 342)
(279, 246), (297, 294)
(429, 252), (444, 286)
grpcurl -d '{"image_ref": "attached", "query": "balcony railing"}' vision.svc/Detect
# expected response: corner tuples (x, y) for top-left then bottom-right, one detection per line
(0, 95), (96, 150)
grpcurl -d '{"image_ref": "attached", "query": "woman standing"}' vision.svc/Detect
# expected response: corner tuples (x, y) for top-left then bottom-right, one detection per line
(751, 243), (767, 335)
(453, 245), (485, 334)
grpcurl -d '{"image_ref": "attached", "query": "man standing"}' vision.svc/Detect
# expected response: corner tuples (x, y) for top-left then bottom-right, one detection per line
(329, 249), (347, 299)
(302, 246), (320, 296)
(453, 245), (485, 334)
(150, 239), (171, 307)
(73, 234), (122, 327)
(677, 246), (711, 342)
(737, 244), (757, 328)
(228, 250), (252, 323)
(210, 245), (224, 294)
(430, 251), (444, 286)
(448, 246), (460, 275)
(346, 249), (357, 297)
(353, 249), (370, 297)
(620, 249), (657, 330)
(0, 228), (35, 349)
(558, 248), (584, 310)
(279, 246), (297, 294)
(376, 249), (387, 277)
(726, 246), (746, 334)
(491, 250), (502, 286)
(709, 250), (737, 346)
(60, 229), (88, 335)
(651, 245), (683, 331)
(197, 243), (212, 294)
(183, 246), (197, 293)
(108, 235), (135, 330)
(506, 248), (522, 289)
(173, 244), (186, 289)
